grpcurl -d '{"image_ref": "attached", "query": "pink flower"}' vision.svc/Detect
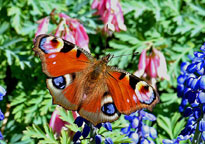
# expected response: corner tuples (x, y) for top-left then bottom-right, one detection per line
(49, 108), (78, 135)
(136, 48), (169, 80)
(55, 19), (75, 43)
(91, 0), (127, 32)
(35, 17), (49, 38)
(34, 13), (90, 52)
(59, 13), (90, 52)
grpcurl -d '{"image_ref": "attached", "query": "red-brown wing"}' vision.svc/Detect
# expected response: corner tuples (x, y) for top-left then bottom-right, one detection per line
(106, 68), (159, 115)
(33, 34), (92, 77)
(78, 80), (120, 125)
(34, 34), (93, 112)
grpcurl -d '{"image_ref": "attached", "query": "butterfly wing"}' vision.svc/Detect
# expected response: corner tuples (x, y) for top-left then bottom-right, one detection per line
(78, 79), (120, 125)
(34, 34), (92, 77)
(34, 34), (93, 111)
(106, 67), (159, 115)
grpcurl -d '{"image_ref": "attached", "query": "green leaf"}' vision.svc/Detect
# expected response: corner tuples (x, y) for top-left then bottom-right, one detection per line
(0, 21), (9, 35)
(157, 115), (173, 139)
(7, 6), (22, 33)
(60, 129), (71, 144)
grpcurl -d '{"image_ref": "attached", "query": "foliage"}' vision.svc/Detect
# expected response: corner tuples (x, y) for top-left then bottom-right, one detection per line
(0, 0), (205, 143)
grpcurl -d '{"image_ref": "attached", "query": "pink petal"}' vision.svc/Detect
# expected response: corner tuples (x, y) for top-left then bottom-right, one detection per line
(59, 13), (70, 20)
(138, 49), (147, 72)
(91, 0), (99, 9)
(146, 57), (157, 78)
(35, 17), (49, 37)
(154, 49), (170, 80)
(63, 24), (76, 44)
(55, 19), (66, 37)
(70, 21), (90, 52)
(49, 109), (67, 134)
(49, 109), (78, 135)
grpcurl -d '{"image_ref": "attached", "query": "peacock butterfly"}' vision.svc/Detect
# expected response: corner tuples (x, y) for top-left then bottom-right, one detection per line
(33, 34), (159, 125)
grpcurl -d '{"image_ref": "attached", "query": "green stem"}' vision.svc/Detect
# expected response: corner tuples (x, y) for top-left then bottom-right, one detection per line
(192, 106), (204, 144)
(89, 123), (97, 144)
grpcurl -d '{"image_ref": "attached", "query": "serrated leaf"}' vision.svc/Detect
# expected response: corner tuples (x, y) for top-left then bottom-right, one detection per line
(114, 32), (140, 45)
(7, 6), (22, 33)
(66, 124), (79, 132)
(58, 108), (75, 124)
(0, 21), (9, 35)
(157, 115), (173, 139)
(25, 105), (38, 113)
(60, 129), (71, 144)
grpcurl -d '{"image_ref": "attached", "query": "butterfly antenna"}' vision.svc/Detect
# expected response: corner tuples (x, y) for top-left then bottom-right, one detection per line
(113, 51), (139, 58)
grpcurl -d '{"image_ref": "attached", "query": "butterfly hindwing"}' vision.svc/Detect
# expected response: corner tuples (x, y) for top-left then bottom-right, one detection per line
(106, 67), (159, 115)
(78, 79), (120, 125)
(34, 34), (92, 77)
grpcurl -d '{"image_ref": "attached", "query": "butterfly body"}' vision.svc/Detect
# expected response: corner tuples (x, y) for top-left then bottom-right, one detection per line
(34, 34), (159, 125)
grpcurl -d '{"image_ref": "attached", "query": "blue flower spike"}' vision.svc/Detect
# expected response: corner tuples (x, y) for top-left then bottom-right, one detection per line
(105, 137), (113, 144)
(0, 86), (6, 101)
(95, 135), (102, 144)
(73, 131), (82, 142)
(74, 116), (85, 127)
(130, 132), (139, 143)
(103, 122), (112, 131)
(165, 43), (205, 143)
(122, 110), (157, 143)
(0, 86), (6, 140)
(82, 124), (90, 138)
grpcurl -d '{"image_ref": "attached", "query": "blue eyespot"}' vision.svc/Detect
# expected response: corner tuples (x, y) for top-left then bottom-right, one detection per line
(52, 76), (66, 89)
(101, 103), (116, 116)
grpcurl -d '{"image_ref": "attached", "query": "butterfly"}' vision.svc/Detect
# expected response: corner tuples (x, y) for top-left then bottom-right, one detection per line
(33, 34), (159, 125)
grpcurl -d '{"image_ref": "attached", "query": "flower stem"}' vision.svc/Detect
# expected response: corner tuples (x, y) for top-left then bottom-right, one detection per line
(192, 107), (204, 144)
(89, 123), (97, 144)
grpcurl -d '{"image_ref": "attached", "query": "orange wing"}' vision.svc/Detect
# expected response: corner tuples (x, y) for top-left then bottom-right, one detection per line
(34, 34), (92, 113)
(106, 68), (159, 115)
(33, 34), (92, 77)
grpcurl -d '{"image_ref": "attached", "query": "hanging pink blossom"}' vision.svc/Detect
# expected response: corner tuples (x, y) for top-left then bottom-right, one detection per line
(49, 108), (78, 135)
(35, 17), (49, 38)
(35, 12), (90, 52)
(59, 13), (90, 52)
(91, 0), (127, 32)
(135, 48), (170, 80)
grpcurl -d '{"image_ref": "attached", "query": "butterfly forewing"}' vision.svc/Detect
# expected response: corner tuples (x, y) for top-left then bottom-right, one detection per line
(33, 34), (92, 77)
(106, 67), (159, 114)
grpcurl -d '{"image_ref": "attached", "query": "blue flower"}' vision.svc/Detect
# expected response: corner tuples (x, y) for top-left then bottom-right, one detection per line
(95, 135), (102, 143)
(0, 86), (6, 101)
(73, 116), (114, 143)
(103, 122), (112, 131)
(121, 110), (157, 143)
(164, 43), (205, 143)
(73, 131), (82, 142)
(105, 137), (113, 144)
(0, 86), (6, 140)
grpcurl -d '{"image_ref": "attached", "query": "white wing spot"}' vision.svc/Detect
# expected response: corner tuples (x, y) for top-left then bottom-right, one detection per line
(49, 54), (56, 58)
(127, 99), (130, 103)
(133, 95), (137, 103)
(53, 61), (56, 64)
